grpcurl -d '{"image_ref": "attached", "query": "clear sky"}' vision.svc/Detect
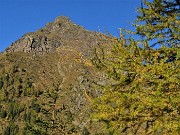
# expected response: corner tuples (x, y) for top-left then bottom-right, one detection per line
(0, 0), (141, 52)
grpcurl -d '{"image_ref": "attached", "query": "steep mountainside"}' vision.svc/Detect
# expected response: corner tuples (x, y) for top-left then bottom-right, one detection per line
(0, 16), (114, 134)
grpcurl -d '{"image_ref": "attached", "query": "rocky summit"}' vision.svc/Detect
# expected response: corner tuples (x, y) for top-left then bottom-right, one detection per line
(0, 16), (114, 134)
(5, 16), (110, 55)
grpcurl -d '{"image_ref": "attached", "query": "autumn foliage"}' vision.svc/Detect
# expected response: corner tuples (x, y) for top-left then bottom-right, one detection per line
(91, 0), (180, 134)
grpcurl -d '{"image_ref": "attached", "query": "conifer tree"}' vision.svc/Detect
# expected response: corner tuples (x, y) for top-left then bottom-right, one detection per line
(134, 0), (180, 47)
(91, 39), (180, 134)
(90, 0), (180, 134)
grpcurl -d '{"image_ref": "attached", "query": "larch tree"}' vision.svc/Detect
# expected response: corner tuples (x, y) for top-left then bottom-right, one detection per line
(134, 0), (180, 47)
(90, 0), (180, 134)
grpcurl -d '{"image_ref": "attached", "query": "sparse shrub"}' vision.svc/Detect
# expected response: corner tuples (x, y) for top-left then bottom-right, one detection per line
(0, 109), (7, 118)
(8, 101), (24, 121)
(82, 127), (90, 135)
(4, 122), (19, 135)
(31, 99), (41, 113)
(0, 78), (3, 89)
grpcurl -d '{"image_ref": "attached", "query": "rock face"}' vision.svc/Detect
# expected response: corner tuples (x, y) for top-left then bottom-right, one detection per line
(6, 34), (60, 53)
(5, 16), (110, 55)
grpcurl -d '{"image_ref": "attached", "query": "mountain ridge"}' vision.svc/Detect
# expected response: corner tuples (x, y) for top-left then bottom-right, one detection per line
(5, 16), (111, 55)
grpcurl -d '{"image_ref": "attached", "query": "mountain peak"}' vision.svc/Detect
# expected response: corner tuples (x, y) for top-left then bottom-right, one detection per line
(5, 16), (110, 55)
(54, 16), (71, 23)
(43, 16), (75, 33)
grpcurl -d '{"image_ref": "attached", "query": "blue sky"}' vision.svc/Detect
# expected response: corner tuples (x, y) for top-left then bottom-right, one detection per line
(0, 0), (141, 52)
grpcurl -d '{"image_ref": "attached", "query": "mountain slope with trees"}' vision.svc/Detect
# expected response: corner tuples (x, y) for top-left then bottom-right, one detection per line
(0, 0), (179, 134)
(0, 16), (112, 134)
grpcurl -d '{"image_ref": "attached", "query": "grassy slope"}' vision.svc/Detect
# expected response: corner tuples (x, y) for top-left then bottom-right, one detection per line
(0, 45), (108, 134)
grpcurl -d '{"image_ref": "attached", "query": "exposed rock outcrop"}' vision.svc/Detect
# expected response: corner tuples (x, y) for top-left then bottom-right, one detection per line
(5, 16), (111, 55)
